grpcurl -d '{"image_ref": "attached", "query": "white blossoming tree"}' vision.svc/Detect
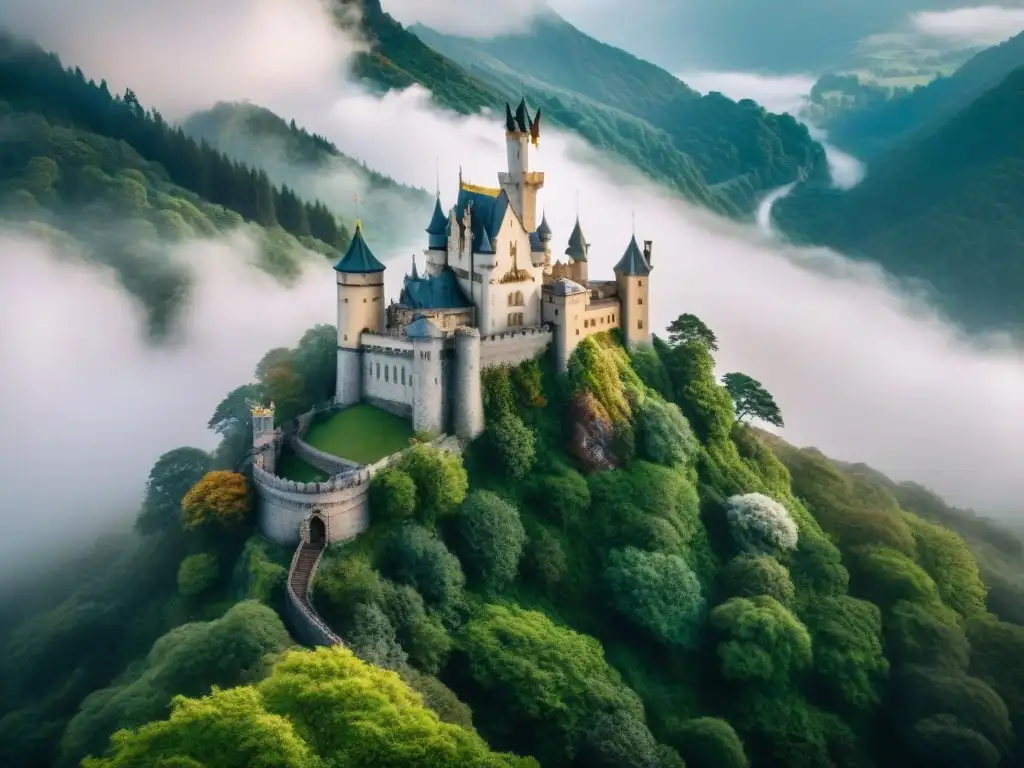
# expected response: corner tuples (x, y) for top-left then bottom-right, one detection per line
(726, 493), (799, 554)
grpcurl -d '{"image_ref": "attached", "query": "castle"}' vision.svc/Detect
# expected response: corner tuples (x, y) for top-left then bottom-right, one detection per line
(251, 100), (654, 550)
(334, 99), (654, 441)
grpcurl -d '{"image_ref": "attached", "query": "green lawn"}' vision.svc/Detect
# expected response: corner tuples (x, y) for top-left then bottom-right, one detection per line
(303, 404), (414, 465)
(276, 444), (329, 483)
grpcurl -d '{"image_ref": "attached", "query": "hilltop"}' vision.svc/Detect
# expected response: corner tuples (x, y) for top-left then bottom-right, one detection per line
(5, 309), (1024, 768)
(774, 64), (1024, 331)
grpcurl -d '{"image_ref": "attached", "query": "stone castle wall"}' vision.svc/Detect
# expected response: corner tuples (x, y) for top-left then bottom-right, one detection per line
(284, 544), (343, 648)
(412, 336), (445, 435)
(288, 434), (360, 477)
(253, 435), (463, 548)
(362, 334), (415, 417)
(453, 327), (484, 440)
(480, 325), (553, 369)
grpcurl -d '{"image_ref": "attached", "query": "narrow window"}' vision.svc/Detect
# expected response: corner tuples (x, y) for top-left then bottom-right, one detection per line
(363, 298), (367, 303)
(638, 320), (644, 330)
(401, 367), (406, 385)
(376, 362), (380, 379)
(344, 334), (348, 341)
(638, 297), (643, 305)
(385, 366), (389, 382)
(344, 298), (349, 303)
(393, 365), (397, 382)
(639, 280), (643, 287)
(555, 308), (559, 316)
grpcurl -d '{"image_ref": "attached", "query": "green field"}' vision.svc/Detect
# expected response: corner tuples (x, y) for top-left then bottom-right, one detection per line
(304, 404), (414, 465)
(276, 444), (329, 483)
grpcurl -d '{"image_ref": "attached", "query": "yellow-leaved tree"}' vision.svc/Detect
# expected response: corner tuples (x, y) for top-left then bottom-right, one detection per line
(181, 470), (251, 530)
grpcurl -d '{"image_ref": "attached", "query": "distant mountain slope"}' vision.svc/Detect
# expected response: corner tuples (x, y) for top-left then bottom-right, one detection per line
(411, 15), (829, 214)
(774, 65), (1024, 331)
(824, 30), (1024, 159)
(183, 102), (431, 246)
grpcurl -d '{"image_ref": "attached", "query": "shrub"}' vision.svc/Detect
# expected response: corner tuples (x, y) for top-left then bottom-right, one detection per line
(718, 554), (795, 606)
(346, 602), (408, 670)
(802, 596), (889, 711)
(672, 717), (748, 768)
(605, 547), (705, 648)
(906, 515), (987, 617)
(369, 468), (417, 523)
(886, 599), (969, 670)
(313, 555), (385, 629)
(380, 524), (466, 616)
(379, 582), (452, 674)
(397, 445), (468, 526)
(579, 709), (676, 768)
(710, 596), (812, 686)
(483, 412), (536, 480)
(451, 491), (526, 591)
(634, 397), (698, 468)
(725, 493), (798, 555)
(524, 469), (591, 530)
(177, 554), (218, 598)
(847, 545), (938, 610)
(523, 524), (568, 590)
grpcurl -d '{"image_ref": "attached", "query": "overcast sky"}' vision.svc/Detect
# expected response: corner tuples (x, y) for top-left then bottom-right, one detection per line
(1, 0), (1023, 577)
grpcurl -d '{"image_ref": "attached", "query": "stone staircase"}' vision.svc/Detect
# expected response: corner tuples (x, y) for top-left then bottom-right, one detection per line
(289, 542), (324, 611)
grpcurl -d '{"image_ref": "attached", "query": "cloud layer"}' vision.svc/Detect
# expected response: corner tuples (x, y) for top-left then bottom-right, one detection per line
(381, 0), (553, 37)
(3, 0), (1024, 558)
(0, 233), (334, 572)
(911, 5), (1024, 47)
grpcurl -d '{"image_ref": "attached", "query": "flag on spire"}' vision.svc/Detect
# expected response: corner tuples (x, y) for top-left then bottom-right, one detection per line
(530, 108), (542, 149)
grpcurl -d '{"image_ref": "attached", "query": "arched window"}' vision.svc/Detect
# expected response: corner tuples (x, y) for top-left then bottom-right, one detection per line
(376, 363), (380, 379)
(508, 292), (514, 306)
(516, 290), (524, 305)
(393, 365), (397, 382)
(385, 366), (389, 382)
(638, 297), (643, 305)
(401, 367), (406, 385)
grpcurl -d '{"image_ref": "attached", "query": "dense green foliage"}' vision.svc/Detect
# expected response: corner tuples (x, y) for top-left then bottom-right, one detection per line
(777, 62), (1024, 332)
(410, 15), (827, 214)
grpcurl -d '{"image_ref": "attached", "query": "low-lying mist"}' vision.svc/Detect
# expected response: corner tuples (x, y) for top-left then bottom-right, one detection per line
(0, 231), (334, 575)
(2, 0), (1023, 583)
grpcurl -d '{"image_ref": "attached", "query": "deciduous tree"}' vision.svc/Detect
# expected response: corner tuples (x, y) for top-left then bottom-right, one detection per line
(181, 471), (251, 530)
(723, 372), (784, 427)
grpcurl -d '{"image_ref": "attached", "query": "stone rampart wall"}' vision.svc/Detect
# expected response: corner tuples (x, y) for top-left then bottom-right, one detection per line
(288, 434), (360, 477)
(480, 325), (553, 368)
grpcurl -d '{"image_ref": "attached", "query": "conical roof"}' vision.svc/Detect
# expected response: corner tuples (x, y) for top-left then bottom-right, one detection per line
(564, 216), (588, 262)
(426, 196), (448, 250)
(334, 222), (386, 274)
(613, 234), (651, 276)
(537, 211), (553, 242)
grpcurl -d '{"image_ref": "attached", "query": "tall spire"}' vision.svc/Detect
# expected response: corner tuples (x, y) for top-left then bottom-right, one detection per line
(353, 193), (361, 230)
(411, 253), (419, 280)
(435, 156), (440, 198)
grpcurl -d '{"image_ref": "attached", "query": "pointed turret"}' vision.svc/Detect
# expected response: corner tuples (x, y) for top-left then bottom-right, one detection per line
(565, 217), (588, 262)
(411, 253), (419, 280)
(334, 222), (385, 274)
(537, 211), (553, 242)
(426, 196), (448, 250)
(613, 234), (652, 276)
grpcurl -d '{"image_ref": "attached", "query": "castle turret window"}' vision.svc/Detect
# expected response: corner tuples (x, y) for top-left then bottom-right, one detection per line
(638, 298), (643, 305)
(638, 320), (644, 330)
(385, 366), (389, 382)
(376, 363), (380, 379)
(402, 368), (406, 385)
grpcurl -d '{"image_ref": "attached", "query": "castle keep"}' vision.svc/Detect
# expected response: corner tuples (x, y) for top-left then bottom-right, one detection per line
(334, 99), (654, 440)
(252, 100), (654, 550)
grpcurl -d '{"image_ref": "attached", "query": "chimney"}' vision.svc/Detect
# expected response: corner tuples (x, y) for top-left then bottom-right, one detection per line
(643, 240), (653, 265)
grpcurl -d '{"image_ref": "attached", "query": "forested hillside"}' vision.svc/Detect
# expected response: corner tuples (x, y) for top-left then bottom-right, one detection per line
(410, 13), (828, 214)
(774, 64), (1024, 332)
(6, 309), (1024, 768)
(0, 31), (350, 338)
(821, 30), (1024, 159)
(183, 101), (431, 245)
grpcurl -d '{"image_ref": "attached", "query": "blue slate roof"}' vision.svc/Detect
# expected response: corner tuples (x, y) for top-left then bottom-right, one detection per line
(565, 217), (588, 262)
(614, 234), (652, 276)
(399, 266), (473, 310)
(455, 183), (510, 254)
(334, 223), (385, 274)
(537, 212), (552, 242)
(529, 230), (543, 252)
(426, 196), (448, 250)
(405, 315), (444, 339)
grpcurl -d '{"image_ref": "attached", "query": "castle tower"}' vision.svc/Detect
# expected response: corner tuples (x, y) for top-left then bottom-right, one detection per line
(537, 211), (553, 275)
(544, 277), (589, 373)
(424, 195), (449, 277)
(251, 402), (277, 475)
(334, 222), (386, 406)
(565, 216), (589, 285)
(614, 235), (653, 348)
(407, 316), (445, 436)
(454, 326), (484, 440)
(498, 99), (545, 232)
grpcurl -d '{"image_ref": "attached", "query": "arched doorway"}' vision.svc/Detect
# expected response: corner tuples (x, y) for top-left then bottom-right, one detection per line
(309, 515), (326, 545)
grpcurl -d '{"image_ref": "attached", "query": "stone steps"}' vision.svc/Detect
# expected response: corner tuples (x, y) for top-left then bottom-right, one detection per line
(289, 543), (324, 606)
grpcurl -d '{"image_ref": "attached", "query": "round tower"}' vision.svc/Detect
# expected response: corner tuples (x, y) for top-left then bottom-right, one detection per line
(454, 326), (484, 440)
(334, 222), (386, 406)
(614, 234), (653, 349)
(408, 316), (445, 436)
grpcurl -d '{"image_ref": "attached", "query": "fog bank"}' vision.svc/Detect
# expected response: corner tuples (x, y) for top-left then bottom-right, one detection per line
(0, 232), (333, 572)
